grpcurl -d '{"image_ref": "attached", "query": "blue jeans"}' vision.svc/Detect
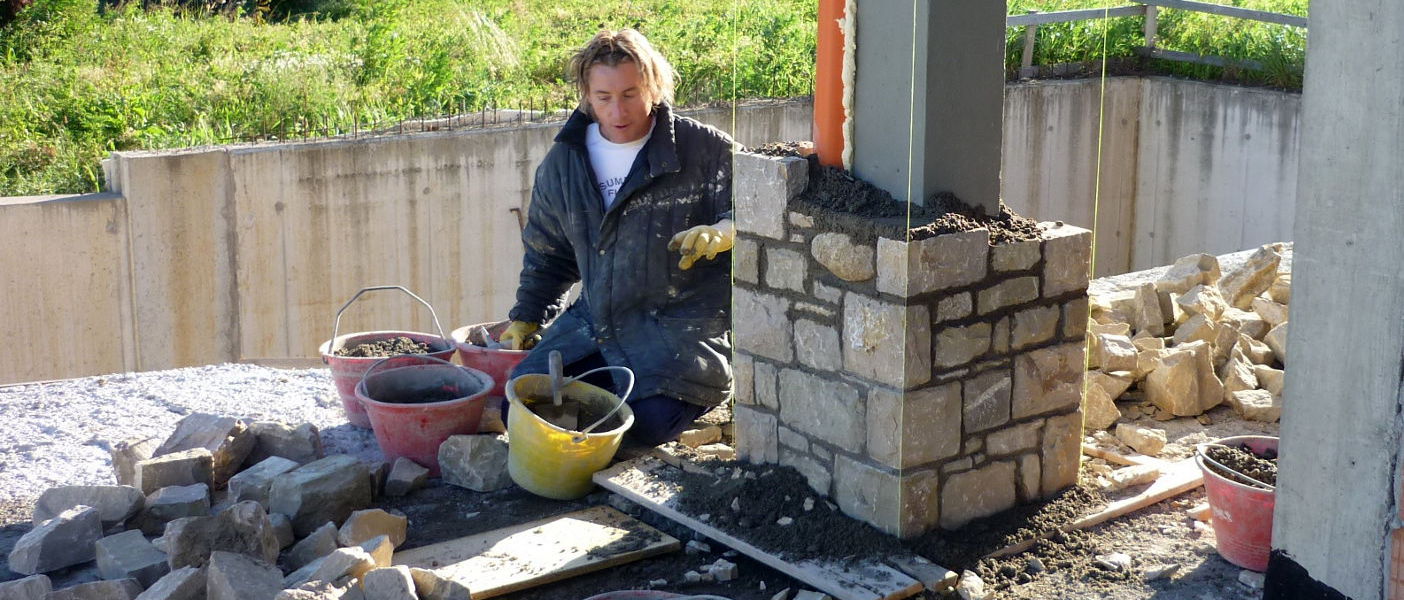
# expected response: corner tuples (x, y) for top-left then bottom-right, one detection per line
(502, 353), (710, 446)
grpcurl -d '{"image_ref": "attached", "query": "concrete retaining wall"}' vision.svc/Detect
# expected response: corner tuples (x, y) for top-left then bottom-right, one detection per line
(0, 80), (1301, 384)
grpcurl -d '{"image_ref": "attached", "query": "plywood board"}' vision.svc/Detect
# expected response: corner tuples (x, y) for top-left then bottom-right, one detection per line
(393, 506), (678, 599)
(594, 457), (925, 600)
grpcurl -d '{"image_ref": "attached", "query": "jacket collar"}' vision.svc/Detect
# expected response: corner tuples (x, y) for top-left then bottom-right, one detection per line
(556, 103), (682, 178)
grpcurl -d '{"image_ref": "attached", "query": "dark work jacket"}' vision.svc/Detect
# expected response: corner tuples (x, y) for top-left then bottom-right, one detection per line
(507, 104), (734, 408)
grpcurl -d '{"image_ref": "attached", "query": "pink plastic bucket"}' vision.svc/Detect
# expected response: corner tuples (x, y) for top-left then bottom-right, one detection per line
(452, 321), (529, 397)
(1195, 435), (1278, 571)
(356, 356), (492, 476)
(319, 286), (456, 428)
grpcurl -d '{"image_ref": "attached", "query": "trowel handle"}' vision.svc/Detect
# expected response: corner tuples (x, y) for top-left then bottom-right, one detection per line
(548, 351), (564, 407)
(570, 366), (636, 442)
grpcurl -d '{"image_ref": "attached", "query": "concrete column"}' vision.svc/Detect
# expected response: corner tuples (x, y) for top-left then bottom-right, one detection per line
(853, 0), (1006, 211)
(1265, 2), (1404, 599)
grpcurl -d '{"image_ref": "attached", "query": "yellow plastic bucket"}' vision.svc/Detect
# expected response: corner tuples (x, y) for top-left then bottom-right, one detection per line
(506, 367), (635, 500)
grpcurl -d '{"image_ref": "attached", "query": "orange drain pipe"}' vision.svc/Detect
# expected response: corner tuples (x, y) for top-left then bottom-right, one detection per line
(814, 0), (848, 168)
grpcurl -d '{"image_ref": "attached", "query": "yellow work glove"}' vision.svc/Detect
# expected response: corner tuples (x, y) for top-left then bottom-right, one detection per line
(667, 219), (735, 270)
(500, 320), (542, 350)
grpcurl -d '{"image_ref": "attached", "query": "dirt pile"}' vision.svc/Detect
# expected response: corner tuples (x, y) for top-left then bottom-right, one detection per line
(792, 159), (1043, 244)
(1204, 443), (1277, 487)
(333, 336), (432, 357)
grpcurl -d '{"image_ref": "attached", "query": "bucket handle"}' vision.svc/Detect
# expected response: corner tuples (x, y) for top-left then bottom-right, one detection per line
(327, 285), (451, 363)
(564, 366), (635, 443)
(358, 353), (483, 399)
(1195, 442), (1276, 491)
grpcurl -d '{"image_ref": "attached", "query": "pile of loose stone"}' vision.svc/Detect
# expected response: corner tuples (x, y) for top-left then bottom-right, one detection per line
(1083, 243), (1291, 438)
(1, 413), (490, 600)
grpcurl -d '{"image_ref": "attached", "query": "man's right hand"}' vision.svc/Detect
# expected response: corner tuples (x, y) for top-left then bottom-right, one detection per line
(500, 321), (542, 350)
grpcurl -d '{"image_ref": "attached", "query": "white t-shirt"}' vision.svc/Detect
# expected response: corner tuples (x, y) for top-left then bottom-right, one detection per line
(585, 119), (653, 211)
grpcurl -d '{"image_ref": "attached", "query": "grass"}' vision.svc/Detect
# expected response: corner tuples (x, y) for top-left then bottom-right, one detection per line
(1, 0), (1305, 196)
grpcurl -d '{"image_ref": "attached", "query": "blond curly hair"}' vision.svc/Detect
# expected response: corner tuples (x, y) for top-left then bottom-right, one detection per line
(568, 29), (677, 117)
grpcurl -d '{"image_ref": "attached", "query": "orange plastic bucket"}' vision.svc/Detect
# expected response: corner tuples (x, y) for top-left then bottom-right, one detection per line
(356, 356), (492, 476)
(451, 321), (529, 398)
(1195, 435), (1278, 571)
(319, 286), (456, 428)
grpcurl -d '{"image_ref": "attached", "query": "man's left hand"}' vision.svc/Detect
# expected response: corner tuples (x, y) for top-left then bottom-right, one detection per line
(668, 219), (735, 270)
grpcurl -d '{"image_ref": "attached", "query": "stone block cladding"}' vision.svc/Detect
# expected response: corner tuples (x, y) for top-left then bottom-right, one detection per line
(731, 151), (1092, 538)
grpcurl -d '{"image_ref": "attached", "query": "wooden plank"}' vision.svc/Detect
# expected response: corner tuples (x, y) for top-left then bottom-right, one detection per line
(1139, 0), (1307, 28)
(393, 506), (679, 599)
(1007, 5), (1144, 27)
(1082, 443), (1166, 467)
(593, 457), (925, 600)
(989, 458), (1204, 558)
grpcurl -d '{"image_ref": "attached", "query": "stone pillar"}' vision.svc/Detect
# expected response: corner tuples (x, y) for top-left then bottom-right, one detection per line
(852, 1), (1006, 211)
(1265, 1), (1404, 599)
(732, 152), (1090, 538)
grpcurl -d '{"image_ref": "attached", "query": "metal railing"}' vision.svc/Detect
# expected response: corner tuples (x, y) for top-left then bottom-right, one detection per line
(1008, 0), (1307, 78)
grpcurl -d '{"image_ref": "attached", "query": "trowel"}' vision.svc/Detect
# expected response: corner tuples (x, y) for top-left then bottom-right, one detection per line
(534, 350), (579, 430)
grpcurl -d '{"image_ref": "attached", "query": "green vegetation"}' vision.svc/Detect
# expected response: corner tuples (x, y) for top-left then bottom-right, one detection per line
(1, 0), (1305, 195)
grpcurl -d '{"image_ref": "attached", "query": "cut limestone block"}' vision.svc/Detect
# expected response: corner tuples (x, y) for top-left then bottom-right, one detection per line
(228, 456), (300, 505)
(7, 505), (102, 575)
(206, 551), (282, 600)
(1129, 283), (1165, 336)
(1268, 274), (1291, 305)
(135, 566), (205, 600)
(1172, 314), (1217, 346)
(289, 547), (375, 589)
(1154, 253), (1221, 295)
(383, 458), (430, 498)
(274, 581), (353, 600)
(678, 425), (723, 449)
(96, 530), (170, 588)
(368, 461), (390, 498)
(1083, 371), (1133, 431)
(269, 513), (295, 550)
(1218, 245), (1282, 309)
(1175, 285), (1227, 321)
(409, 568), (474, 600)
(1229, 390), (1282, 422)
(164, 501), (280, 570)
(1238, 333), (1275, 366)
(138, 484), (211, 535)
(362, 566), (416, 600)
(111, 437), (161, 489)
(1219, 348), (1259, 402)
(0, 574), (51, 599)
(1091, 334), (1136, 372)
(285, 522), (339, 571)
(1220, 307), (1270, 340)
(135, 449), (214, 496)
(439, 435), (512, 493)
(1210, 322), (1239, 369)
(244, 421), (324, 467)
(44, 579), (142, 600)
(33, 486), (144, 530)
(1251, 297), (1289, 328)
(1114, 423), (1167, 456)
(1146, 344), (1209, 417)
(155, 413), (256, 488)
(267, 455), (372, 537)
(1253, 365), (1286, 396)
(336, 509), (407, 548)
(1264, 322), (1289, 365)
(358, 535), (393, 568)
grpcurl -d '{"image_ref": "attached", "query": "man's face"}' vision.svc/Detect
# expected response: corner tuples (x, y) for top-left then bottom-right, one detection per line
(587, 60), (654, 143)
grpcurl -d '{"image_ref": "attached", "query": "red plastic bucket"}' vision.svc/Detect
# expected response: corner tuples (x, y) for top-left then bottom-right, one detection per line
(319, 286), (456, 428)
(451, 321), (529, 398)
(1195, 435), (1278, 571)
(356, 356), (492, 476)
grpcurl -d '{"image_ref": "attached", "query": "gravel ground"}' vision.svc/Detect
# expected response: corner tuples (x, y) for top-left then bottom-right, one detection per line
(0, 363), (1273, 599)
(0, 363), (380, 504)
